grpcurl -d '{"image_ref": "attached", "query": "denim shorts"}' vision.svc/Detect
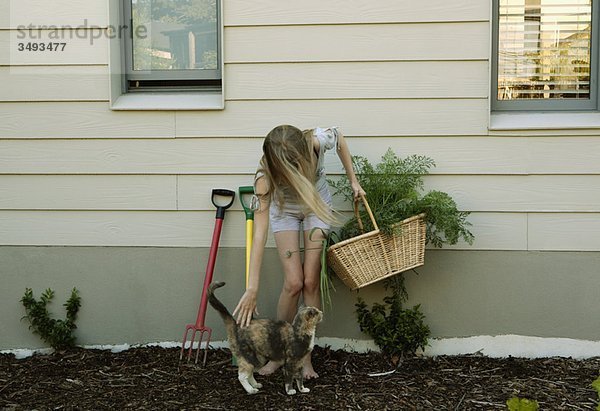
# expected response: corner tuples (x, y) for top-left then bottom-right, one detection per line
(269, 182), (332, 233)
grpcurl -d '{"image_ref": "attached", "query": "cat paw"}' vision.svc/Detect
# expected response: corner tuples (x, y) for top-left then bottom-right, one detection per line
(286, 388), (297, 395)
(299, 387), (310, 393)
(253, 382), (263, 389)
(245, 387), (259, 395)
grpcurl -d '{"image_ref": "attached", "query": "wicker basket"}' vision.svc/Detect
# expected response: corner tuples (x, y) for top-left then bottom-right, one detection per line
(327, 195), (426, 290)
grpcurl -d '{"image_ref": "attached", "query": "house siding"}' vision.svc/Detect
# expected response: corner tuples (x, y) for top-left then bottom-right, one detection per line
(1, 0), (599, 350)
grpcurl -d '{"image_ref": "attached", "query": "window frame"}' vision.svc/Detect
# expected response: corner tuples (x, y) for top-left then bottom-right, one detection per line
(121, 0), (222, 87)
(108, 0), (224, 110)
(491, 0), (600, 112)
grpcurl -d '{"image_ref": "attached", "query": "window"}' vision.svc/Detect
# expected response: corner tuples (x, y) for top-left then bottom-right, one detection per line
(492, 0), (597, 111)
(108, 0), (223, 110)
(123, 0), (221, 92)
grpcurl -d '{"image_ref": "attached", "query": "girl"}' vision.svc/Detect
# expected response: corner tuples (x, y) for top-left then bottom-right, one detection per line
(233, 124), (365, 379)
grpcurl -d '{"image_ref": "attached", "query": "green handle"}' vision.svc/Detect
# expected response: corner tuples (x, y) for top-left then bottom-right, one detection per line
(238, 186), (255, 220)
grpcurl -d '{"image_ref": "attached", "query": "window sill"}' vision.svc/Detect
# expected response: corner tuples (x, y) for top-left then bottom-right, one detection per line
(110, 91), (224, 111)
(490, 111), (600, 131)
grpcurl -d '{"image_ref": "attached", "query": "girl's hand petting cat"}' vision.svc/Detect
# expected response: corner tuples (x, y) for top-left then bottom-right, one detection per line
(233, 289), (259, 327)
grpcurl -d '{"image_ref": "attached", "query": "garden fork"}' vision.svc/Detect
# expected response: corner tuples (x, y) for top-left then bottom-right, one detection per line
(180, 189), (235, 365)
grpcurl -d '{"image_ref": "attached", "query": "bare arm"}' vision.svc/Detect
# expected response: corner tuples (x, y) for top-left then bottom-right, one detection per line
(336, 131), (366, 199)
(232, 176), (269, 327)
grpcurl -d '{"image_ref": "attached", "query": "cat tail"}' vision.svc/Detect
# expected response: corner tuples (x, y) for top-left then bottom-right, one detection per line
(207, 281), (235, 326)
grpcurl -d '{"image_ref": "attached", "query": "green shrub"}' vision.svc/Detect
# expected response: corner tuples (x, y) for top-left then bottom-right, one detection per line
(355, 275), (430, 359)
(21, 287), (81, 350)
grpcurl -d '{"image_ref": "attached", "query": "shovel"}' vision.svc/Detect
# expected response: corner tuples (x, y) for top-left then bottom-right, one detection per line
(180, 189), (235, 365)
(238, 186), (255, 288)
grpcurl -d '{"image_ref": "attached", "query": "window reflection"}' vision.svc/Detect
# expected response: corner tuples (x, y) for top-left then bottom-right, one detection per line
(131, 0), (218, 71)
(498, 0), (591, 100)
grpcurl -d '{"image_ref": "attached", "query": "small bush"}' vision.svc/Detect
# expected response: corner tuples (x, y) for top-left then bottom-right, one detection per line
(21, 287), (81, 350)
(355, 275), (430, 359)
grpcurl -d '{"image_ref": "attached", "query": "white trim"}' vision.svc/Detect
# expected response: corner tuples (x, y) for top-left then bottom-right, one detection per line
(4, 335), (600, 359)
(111, 92), (224, 111)
(107, 0), (225, 111)
(424, 335), (600, 359)
(490, 111), (600, 131)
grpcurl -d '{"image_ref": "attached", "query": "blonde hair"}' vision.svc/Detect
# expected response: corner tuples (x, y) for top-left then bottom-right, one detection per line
(258, 124), (337, 226)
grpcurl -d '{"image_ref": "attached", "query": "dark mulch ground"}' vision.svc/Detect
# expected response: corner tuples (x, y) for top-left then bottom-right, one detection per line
(1, 346), (599, 410)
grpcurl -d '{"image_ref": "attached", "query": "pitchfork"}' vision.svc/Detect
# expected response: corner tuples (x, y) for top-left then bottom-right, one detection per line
(180, 189), (235, 365)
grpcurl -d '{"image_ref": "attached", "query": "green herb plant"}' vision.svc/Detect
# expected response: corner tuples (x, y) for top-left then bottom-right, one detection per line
(355, 275), (430, 360)
(21, 287), (81, 351)
(506, 397), (540, 411)
(329, 148), (474, 247)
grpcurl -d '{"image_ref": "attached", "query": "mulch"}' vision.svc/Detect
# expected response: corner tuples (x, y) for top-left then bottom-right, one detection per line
(1, 346), (599, 410)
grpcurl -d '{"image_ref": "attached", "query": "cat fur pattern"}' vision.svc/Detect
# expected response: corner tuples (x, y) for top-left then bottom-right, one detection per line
(207, 281), (323, 395)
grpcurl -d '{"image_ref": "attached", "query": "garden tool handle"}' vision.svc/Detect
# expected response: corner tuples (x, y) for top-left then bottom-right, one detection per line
(238, 186), (255, 221)
(354, 194), (379, 232)
(211, 189), (236, 219)
(245, 219), (253, 289)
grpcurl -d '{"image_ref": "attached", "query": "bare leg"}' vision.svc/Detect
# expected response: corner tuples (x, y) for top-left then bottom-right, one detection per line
(301, 228), (325, 380)
(259, 230), (303, 376)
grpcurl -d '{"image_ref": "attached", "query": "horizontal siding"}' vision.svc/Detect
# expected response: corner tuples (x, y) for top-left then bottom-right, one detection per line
(0, 22), (488, 67)
(175, 99), (489, 137)
(0, 175), (177, 210)
(0, 0), (107, 28)
(0, 100), (488, 138)
(5, 210), (597, 251)
(226, 61), (488, 100)
(441, 212), (528, 251)
(529, 214), (600, 251)
(0, 102), (175, 138)
(0, 61), (487, 102)
(0, 66), (108, 101)
(1, 210), (598, 251)
(0, 210), (250, 247)
(3, 174), (600, 214)
(181, 175), (600, 213)
(523, 137), (600, 174)
(0, 30), (107, 65)
(0, 0), (597, 255)
(422, 175), (600, 212)
(224, 0), (489, 25)
(225, 22), (489, 63)
(0, 0), (489, 29)
(4, 137), (600, 175)
(0, 211), (534, 250)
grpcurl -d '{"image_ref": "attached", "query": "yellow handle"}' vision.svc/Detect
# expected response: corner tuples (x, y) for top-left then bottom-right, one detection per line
(245, 219), (253, 289)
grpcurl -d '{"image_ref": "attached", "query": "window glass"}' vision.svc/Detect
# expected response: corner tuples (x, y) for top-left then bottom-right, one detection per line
(131, 0), (218, 72)
(497, 0), (592, 101)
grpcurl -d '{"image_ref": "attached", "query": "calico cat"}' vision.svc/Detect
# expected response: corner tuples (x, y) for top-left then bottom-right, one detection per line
(207, 281), (323, 395)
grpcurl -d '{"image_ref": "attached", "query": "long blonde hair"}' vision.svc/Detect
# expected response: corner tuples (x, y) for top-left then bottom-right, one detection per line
(258, 124), (337, 225)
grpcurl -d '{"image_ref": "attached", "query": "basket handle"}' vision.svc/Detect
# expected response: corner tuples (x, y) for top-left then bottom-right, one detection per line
(354, 194), (379, 232)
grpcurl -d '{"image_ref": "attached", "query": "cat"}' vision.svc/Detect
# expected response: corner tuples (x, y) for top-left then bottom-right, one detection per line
(207, 281), (323, 395)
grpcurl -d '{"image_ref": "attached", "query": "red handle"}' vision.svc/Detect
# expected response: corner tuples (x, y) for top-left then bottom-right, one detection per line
(195, 218), (224, 328)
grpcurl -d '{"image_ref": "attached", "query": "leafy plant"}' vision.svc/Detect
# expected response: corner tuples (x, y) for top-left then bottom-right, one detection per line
(21, 288), (81, 351)
(592, 376), (600, 411)
(329, 148), (474, 247)
(506, 397), (539, 411)
(355, 275), (430, 359)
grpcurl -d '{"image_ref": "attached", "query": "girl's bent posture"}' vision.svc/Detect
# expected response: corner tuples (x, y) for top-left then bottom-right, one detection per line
(233, 125), (365, 379)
